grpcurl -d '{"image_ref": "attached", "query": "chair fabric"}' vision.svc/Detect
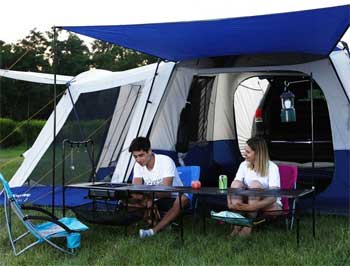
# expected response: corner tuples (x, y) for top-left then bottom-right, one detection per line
(278, 164), (298, 211)
(177, 166), (201, 187)
(0, 173), (88, 256)
(177, 166), (200, 208)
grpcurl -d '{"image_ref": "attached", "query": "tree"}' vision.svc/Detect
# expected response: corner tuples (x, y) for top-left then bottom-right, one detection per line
(46, 30), (91, 76)
(1, 30), (57, 120)
(90, 40), (157, 71)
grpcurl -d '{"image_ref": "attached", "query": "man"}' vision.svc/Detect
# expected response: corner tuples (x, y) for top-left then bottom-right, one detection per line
(128, 136), (190, 238)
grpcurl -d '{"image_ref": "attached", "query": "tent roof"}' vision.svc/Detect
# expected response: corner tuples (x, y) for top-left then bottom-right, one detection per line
(62, 5), (350, 61)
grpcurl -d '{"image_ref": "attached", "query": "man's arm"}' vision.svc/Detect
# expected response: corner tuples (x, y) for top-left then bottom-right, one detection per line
(131, 177), (144, 200)
(133, 177), (143, 185)
(155, 176), (173, 198)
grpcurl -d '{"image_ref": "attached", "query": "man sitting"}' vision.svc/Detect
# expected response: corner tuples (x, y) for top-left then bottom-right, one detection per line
(128, 137), (190, 238)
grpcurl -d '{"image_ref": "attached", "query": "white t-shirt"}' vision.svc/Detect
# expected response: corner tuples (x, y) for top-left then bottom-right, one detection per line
(133, 154), (183, 187)
(234, 160), (282, 206)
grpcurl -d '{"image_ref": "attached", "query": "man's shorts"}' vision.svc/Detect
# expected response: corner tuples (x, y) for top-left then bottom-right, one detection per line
(156, 193), (192, 212)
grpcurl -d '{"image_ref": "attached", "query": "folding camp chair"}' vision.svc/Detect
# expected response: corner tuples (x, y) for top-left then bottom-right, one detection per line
(278, 164), (298, 230)
(177, 165), (200, 207)
(176, 166), (200, 234)
(210, 165), (298, 230)
(0, 173), (88, 256)
(177, 166), (200, 190)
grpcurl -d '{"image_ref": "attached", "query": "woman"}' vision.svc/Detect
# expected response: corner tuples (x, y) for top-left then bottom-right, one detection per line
(227, 136), (282, 236)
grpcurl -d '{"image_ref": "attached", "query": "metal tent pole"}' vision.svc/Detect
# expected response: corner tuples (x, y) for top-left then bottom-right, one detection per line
(310, 73), (315, 189)
(52, 26), (58, 216)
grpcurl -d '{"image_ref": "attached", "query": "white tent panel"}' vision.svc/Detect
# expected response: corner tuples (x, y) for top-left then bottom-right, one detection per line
(9, 63), (174, 187)
(211, 73), (236, 141)
(150, 67), (196, 151)
(330, 50), (350, 100)
(69, 64), (162, 94)
(234, 77), (269, 152)
(111, 62), (175, 182)
(97, 83), (144, 169)
(0, 69), (73, 84)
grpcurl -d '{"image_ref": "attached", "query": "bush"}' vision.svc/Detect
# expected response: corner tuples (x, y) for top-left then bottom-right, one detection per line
(0, 118), (24, 148)
(21, 119), (46, 146)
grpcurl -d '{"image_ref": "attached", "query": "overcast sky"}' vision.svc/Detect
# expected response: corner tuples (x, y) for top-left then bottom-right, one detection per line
(1, 0), (350, 43)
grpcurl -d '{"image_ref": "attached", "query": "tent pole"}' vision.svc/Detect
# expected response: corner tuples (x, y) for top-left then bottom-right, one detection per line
(122, 59), (161, 182)
(51, 26), (58, 216)
(310, 73), (315, 189)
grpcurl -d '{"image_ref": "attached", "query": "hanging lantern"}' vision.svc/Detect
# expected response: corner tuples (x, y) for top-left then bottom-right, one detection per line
(280, 89), (296, 122)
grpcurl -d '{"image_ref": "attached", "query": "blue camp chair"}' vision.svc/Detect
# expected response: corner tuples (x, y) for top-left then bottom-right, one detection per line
(0, 173), (88, 256)
(175, 166), (201, 237)
(177, 165), (201, 207)
(177, 166), (200, 186)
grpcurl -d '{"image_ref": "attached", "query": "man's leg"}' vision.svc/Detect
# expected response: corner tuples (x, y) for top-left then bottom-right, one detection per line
(139, 195), (189, 238)
(153, 195), (189, 233)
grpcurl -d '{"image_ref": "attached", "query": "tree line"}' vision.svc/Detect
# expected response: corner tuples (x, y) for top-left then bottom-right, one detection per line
(0, 29), (156, 121)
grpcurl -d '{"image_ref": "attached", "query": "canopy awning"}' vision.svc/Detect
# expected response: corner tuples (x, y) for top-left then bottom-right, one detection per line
(62, 5), (350, 61)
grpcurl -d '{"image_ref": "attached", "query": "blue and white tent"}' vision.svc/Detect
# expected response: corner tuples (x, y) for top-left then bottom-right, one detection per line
(1, 5), (349, 214)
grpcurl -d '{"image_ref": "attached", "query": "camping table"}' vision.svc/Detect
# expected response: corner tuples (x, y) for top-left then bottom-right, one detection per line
(66, 183), (315, 245)
(177, 187), (315, 246)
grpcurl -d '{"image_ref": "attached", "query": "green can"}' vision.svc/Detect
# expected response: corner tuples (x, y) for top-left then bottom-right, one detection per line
(218, 175), (228, 190)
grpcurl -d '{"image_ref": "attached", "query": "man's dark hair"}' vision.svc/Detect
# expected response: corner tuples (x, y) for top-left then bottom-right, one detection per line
(129, 137), (151, 153)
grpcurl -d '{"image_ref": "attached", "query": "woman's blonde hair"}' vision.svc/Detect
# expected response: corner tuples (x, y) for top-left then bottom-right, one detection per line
(246, 137), (269, 177)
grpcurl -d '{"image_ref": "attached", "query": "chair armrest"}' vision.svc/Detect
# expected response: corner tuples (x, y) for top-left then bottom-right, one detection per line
(23, 215), (79, 233)
(21, 205), (59, 220)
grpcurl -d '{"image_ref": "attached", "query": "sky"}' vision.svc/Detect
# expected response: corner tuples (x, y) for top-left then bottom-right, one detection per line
(0, 0), (350, 44)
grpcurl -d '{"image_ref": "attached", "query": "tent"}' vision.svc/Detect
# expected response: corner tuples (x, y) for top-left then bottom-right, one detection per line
(1, 5), (349, 214)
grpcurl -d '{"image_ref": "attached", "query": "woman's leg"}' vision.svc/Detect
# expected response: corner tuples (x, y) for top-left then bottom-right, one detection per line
(227, 180), (244, 209)
(261, 202), (283, 217)
(238, 180), (264, 236)
(227, 180), (244, 236)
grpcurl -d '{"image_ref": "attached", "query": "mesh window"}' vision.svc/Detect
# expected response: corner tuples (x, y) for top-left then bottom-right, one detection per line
(28, 87), (121, 186)
(186, 76), (215, 142)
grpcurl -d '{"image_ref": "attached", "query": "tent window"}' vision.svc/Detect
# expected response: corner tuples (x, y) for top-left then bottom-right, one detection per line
(28, 87), (121, 186)
(186, 76), (215, 142)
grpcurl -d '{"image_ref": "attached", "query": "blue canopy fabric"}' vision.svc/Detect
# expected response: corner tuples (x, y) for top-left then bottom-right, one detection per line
(62, 5), (350, 61)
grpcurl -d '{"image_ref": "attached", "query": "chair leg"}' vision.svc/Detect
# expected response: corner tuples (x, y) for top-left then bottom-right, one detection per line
(285, 217), (289, 231)
(290, 199), (296, 230)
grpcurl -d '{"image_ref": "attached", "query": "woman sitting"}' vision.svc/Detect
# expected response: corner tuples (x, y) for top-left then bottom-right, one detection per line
(227, 136), (282, 236)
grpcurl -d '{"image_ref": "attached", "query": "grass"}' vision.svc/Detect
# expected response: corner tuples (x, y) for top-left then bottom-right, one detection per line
(0, 145), (25, 178)
(0, 146), (349, 266)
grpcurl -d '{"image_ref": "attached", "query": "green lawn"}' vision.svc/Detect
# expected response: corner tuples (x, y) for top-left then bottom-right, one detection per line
(0, 145), (25, 179)
(0, 146), (349, 266)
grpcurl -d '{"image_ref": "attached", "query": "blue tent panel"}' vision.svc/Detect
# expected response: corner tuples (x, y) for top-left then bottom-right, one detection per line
(62, 5), (350, 61)
(0, 186), (91, 207)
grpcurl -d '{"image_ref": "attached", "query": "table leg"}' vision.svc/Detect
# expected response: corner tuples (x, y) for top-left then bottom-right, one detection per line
(202, 195), (206, 235)
(312, 188), (316, 238)
(125, 190), (129, 236)
(179, 192), (184, 243)
(151, 192), (155, 227)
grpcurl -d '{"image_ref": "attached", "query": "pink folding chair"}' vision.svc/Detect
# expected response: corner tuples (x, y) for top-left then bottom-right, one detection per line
(278, 164), (298, 230)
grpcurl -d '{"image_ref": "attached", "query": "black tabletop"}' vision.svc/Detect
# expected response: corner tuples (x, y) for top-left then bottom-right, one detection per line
(67, 182), (313, 198)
